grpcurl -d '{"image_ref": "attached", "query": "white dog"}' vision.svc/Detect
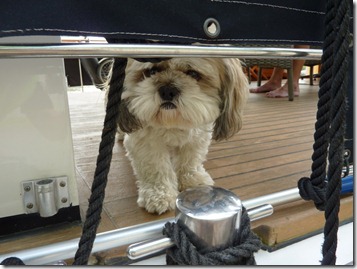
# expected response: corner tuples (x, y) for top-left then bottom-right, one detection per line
(116, 58), (248, 214)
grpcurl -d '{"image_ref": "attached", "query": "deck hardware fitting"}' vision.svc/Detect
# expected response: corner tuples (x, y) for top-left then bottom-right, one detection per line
(21, 176), (70, 217)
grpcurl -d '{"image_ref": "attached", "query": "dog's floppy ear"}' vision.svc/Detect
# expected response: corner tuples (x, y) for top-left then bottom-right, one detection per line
(117, 97), (142, 133)
(212, 58), (248, 141)
(104, 59), (142, 134)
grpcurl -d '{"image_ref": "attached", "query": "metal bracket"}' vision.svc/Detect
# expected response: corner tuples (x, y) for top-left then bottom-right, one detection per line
(22, 176), (70, 217)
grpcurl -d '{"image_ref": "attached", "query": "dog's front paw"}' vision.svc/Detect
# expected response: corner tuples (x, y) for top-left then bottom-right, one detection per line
(179, 170), (214, 191)
(137, 187), (178, 215)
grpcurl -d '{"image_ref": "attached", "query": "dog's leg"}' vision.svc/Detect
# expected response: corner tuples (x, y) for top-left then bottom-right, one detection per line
(124, 134), (179, 214)
(175, 131), (214, 191)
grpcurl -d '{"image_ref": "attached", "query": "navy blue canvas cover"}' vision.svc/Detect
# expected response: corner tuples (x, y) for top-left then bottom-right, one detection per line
(0, 0), (326, 45)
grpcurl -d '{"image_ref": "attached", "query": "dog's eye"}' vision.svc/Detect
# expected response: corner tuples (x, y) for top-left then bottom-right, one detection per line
(150, 67), (160, 76)
(144, 67), (161, 78)
(186, 70), (201, 81)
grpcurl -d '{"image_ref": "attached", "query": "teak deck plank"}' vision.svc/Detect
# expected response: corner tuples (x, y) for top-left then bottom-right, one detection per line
(252, 195), (353, 248)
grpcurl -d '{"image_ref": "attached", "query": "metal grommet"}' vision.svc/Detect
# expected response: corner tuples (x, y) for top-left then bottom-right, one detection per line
(203, 18), (221, 38)
(344, 149), (351, 158)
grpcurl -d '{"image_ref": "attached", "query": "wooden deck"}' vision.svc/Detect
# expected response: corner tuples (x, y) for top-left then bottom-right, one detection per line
(0, 79), (353, 264)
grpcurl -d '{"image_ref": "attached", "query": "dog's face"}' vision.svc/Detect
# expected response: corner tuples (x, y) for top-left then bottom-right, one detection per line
(118, 58), (248, 140)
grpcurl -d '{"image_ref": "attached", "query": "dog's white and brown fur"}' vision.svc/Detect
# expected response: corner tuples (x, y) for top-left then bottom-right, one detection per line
(116, 58), (248, 214)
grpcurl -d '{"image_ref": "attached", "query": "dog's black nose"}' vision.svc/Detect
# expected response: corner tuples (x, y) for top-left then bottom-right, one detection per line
(158, 85), (180, 101)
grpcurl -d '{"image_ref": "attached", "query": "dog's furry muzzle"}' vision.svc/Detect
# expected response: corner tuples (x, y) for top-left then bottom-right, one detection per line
(160, 102), (177, 110)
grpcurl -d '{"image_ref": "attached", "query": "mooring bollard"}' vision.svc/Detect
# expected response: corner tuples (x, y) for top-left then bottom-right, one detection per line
(175, 186), (242, 249)
(127, 186), (273, 260)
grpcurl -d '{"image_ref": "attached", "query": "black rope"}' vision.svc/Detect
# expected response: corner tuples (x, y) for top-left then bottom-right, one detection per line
(297, 0), (336, 211)
(321, 0), (350, 264)
(297, 0), (350, 265)
(163, 208), (262, 265)
(72, 58), (127, 265)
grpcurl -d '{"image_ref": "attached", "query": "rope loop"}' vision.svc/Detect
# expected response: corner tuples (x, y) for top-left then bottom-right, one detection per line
(298, 177), (326, 210)
(163, 208), (262, 265)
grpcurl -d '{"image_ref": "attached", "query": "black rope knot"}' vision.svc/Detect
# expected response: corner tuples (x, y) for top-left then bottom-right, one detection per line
(163, 208), (262, 265)
(298, 177), (326, 211)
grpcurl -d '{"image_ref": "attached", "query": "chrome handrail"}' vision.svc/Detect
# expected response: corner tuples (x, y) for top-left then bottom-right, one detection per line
(0, 44), (322, 59)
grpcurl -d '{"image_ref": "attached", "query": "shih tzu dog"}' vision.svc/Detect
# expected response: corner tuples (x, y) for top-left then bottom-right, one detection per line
(116, 58), (248, 214)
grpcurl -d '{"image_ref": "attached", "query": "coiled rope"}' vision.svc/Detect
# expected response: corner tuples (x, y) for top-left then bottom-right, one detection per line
(297, 0), (350, 265)
(163, 208), (262, 265)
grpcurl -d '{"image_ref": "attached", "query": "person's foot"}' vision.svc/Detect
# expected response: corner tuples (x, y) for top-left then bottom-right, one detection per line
(249, 80), (281, 93)
(265, 83), (299, 98)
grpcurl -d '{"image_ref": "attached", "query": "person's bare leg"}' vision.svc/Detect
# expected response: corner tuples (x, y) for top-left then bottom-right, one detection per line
(266, 45), (309, 98)
(249, 67), (284, 93)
